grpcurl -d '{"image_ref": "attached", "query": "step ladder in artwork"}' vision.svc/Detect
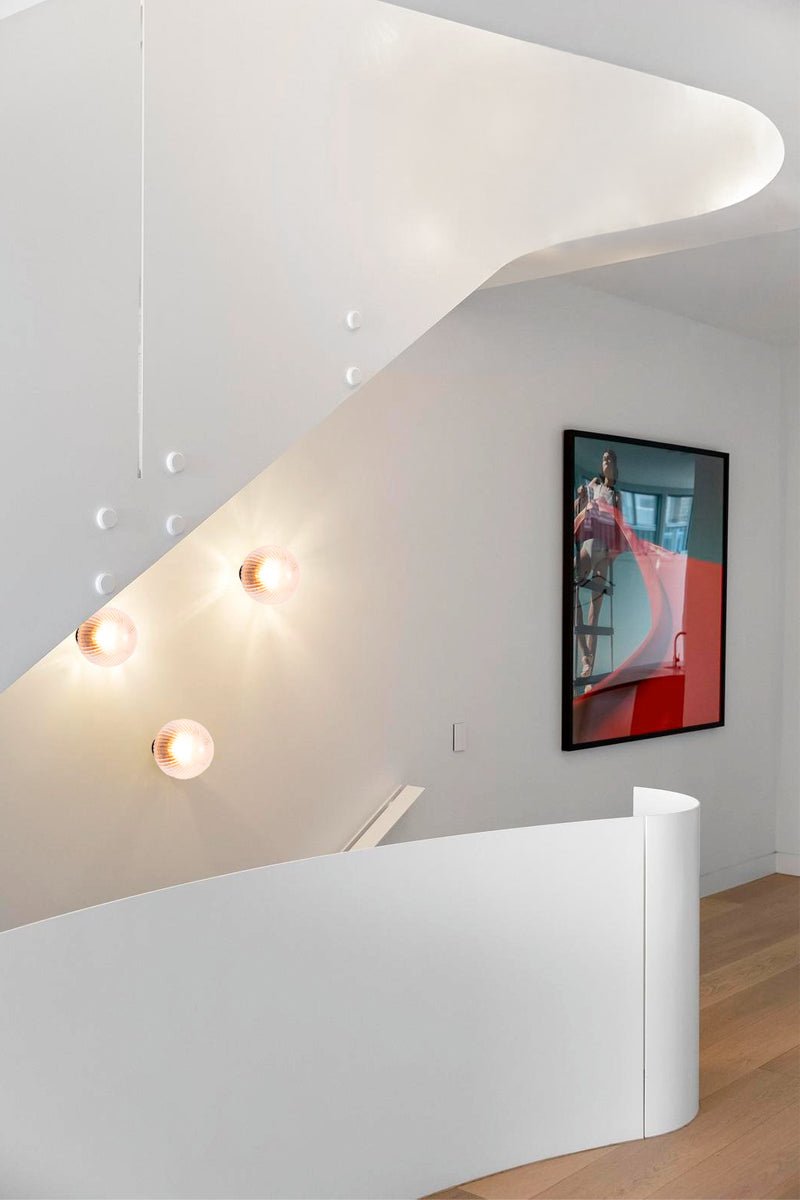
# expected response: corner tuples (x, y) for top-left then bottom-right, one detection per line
(574, 562), (615, 691)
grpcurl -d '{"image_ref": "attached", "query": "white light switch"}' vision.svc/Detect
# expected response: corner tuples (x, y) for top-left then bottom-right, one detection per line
(452, 722), (467, 752)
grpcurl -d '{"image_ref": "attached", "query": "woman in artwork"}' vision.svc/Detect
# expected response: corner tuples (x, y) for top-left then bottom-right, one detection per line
(574, 448), (623, 680)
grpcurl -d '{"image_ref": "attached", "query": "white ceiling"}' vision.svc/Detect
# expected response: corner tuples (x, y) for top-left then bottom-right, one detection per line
(575, 229), (800, 346)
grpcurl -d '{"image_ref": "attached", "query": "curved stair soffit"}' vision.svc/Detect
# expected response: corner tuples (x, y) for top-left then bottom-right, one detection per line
(0, 0), (784, 694)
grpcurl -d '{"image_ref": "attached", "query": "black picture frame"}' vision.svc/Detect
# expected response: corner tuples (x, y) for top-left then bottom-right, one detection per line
(562, 429), (729, 752)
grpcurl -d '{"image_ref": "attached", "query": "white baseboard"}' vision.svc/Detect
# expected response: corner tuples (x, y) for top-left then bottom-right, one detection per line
(776, 852), (800, 876)
(700, 853), (776, 897)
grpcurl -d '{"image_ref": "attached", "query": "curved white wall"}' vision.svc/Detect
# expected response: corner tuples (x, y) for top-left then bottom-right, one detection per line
(635, 787), (700, 1136)
(0, 0), (783, 690)
(0, 788), (698, 1199)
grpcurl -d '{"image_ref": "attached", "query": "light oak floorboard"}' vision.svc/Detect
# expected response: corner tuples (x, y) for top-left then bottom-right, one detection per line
(466, 1147), (615, 1199)
(700, 965), (799, 1097)
(532, 1070), (797, 1199)
(699, 896), (742, 923)
(701, 875), (798, 949)
(700, 894), (799, 975)
(763, 1045), (800, 1078)
(699, 934), (799, 1009)
(648, 1099), (799, 1198)
(765, 1173), (800, 1200)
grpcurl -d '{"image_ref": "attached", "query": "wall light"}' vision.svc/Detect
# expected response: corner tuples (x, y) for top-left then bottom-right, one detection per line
(239, 545), (299, 605)
(152, 719), (214, 780)
(76, 607), (137, 667)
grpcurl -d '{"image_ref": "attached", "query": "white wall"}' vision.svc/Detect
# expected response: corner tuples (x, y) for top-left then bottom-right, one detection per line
(0, 279), (784, 930)
(777, 344), (800, 869)
(377, 283), (783, 872)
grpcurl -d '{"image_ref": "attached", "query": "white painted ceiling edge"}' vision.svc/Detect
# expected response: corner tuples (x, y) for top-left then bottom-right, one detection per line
(482, 203), (800, 291)
(380, 0), (800, 290)
(568, 228), (800, 348)
(0, 0), (785, 692)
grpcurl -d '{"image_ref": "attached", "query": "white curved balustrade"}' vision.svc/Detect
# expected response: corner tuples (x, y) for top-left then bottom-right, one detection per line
(0, 788), (698, 1199)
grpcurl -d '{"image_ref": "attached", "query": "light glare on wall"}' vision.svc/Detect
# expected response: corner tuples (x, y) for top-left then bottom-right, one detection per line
(76, 608), (138, 667)
(152, 719), (215, 780)
(239, 545), (299, 604)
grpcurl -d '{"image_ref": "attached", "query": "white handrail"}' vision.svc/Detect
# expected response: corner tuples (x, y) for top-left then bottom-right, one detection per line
(343, 785), (424, 851)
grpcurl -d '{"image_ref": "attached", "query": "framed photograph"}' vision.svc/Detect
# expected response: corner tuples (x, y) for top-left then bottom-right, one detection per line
(563, 430), (728, 751)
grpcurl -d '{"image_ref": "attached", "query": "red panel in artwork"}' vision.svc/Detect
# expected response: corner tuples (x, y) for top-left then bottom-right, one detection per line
(571, 525), (723, 744)
(681, 559), (723, 728)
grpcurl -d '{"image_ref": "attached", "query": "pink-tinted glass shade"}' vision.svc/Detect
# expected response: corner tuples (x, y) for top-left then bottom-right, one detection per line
(76, 607), (138, 667)
(152, 719), (215, 780)
(239, 545), (300, 604)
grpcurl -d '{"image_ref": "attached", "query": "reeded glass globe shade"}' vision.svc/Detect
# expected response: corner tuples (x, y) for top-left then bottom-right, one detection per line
(76, 608), (138, 667)
(240, 545), (299, 604)
(152, 719), (214, 780)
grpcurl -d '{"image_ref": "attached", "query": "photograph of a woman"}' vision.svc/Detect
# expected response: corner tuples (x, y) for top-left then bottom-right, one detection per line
(574, 448), (623, 680)
(563, 430), (728, 751)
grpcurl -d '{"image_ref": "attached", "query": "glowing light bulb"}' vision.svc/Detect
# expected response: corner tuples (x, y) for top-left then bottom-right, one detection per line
(257, 558), (283, 590)
(76, 608), (137, 667)
(94, 621), (120, 653)
(152, 719), (214, 780)
(239, 545), (299, 605)
(169, 732), (196, 766)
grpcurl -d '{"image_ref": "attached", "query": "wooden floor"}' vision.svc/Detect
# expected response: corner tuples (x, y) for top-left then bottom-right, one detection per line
(427, 873), (800, 1200)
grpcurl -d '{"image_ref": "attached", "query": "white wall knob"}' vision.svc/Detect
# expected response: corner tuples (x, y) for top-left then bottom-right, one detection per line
(166, 514), (185, 537)
(345, 366), (362, 387)
(166, 451), (185, 474)
(94, 572), (116, 596)
(345, 310), (362, 330)
(95, 507), (118, 530)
